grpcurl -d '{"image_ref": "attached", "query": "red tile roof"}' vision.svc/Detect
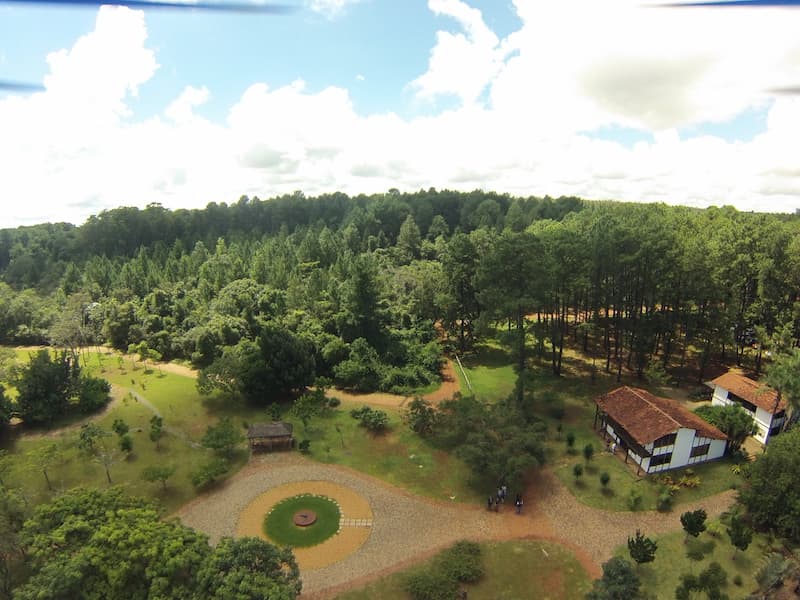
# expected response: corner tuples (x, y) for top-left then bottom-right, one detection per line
(596, 386), (727, 445)
(709, 372), (785, 414)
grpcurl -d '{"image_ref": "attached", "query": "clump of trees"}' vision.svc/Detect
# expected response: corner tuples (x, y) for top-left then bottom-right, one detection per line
(12, 487), (301, 599)
(404, 394), (546, 491)
(694, 405), (757, 454)
(740, 427), (800, 541)
(13, 349), (111, 425)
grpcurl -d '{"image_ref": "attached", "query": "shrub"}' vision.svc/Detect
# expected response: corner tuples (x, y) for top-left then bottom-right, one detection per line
(733, 574), (743, 586)
(361, 409), (389, 433)
(327, 397), (341, 409)
(706, 521), (723, 538)
(756, 553), (789, 589)
(566, 431), (576, 452)
(657, 488), (674, 512)
(573, 464), (584, 480)
(298, 439), (311, 454)
(190, 457), (228, 488)
(627, 488), (643, 511)
(119, 434), (133, 454)
(405, 570), (458, 600)
(351, 405), (389, 433)
(436, 541), (483, 584)
(600, 472), (611, 488)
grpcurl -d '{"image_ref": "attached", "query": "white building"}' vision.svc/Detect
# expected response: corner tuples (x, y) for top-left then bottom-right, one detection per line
(594, 386), (728, 475)
(708, 372), (786, 444)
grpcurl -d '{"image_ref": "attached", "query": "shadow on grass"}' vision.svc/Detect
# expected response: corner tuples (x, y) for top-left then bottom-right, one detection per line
(461, 345), (511, 368)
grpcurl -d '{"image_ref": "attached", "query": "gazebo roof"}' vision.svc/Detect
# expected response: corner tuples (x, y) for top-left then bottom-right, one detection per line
(247, 422), (293, 439)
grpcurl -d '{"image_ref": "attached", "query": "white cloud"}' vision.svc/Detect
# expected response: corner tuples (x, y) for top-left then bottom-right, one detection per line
(307, 0), (361, 18)
(411, 0), (508, 105)
(1, 2), (800, 228)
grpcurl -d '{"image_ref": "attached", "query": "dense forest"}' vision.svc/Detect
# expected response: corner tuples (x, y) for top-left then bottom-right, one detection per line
(0, 190), (799, 404)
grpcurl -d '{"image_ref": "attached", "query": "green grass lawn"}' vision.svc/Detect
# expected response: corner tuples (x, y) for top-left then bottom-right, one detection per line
(3, 346), (481, 509)
(263, 494), (340, 547)
(337, 539), (593, 600)
(295, 406), (481, 504)
(613, 520), (773, 599)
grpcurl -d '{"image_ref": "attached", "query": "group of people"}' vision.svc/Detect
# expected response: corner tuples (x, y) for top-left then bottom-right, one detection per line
(486, 485), (524, 514)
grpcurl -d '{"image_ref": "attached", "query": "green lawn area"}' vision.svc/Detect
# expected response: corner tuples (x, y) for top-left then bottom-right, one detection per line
(294, 406), (481, 504)
(2, 346), (481, 510)
(263, 494), (340, 547)
(337, 539), (593, 600)
(613, 520), (773, 599)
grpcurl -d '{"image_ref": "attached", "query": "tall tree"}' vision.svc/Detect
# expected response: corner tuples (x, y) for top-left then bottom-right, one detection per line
(476, 232), (544, 402)
(739, 427), (800, 541)
(195, 537), (301, 600)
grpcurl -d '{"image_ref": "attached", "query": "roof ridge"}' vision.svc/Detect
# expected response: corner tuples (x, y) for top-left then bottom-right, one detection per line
(625, 386), (682, 430)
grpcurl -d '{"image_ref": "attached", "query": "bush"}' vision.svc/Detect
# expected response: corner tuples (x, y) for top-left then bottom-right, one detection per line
(351, 405), (389, 433)
(656, 488), (673, 512)
(405, 570), (458, 600)
(600, 472), (611, 488)
(327, 397), (341, 409)
(733, 574), (743, 587)
(119, 434), (133, 454)
(627, 488), (643, 511)
(190, 457), (228, 488)
(298, 439), (311, 454)
(436, 541), (483, 584)
(404, 397), (438, 436)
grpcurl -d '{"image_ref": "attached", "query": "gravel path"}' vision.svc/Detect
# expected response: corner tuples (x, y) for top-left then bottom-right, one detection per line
(175, 453), (737, 599)
(528, 469), (737, 565)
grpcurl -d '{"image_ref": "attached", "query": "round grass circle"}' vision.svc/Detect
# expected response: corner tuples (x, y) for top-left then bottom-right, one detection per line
(263, 494), (341, 548)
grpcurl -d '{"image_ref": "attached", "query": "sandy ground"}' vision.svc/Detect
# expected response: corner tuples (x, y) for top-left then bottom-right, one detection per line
(236, 481), (374, 570)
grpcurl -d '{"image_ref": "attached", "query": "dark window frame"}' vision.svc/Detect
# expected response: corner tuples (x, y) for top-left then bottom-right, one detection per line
(654, 433), (677, 448)
(650, 452), (672, 467)
(690, 443), (710, 458)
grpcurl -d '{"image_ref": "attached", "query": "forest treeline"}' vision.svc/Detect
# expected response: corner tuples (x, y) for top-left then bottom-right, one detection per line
(0, 190), (798, 400)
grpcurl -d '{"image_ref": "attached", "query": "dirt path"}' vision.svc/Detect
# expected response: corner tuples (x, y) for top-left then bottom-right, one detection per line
(176, 453), (737, 598)
(327, 358), (461, 408)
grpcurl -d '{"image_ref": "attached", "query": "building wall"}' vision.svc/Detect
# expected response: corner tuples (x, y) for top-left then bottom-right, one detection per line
(628, 427), (726, 474)
(712, 384), (774, 443)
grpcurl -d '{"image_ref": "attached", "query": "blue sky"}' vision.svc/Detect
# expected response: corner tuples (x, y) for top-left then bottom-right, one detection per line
(0, 0), (799, 227)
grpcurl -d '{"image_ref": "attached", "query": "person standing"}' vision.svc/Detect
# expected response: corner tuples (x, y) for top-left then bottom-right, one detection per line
(515, 494), (523, 514)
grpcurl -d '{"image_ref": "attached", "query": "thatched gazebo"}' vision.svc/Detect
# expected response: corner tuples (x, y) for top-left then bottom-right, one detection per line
(247, 422), (295, 452)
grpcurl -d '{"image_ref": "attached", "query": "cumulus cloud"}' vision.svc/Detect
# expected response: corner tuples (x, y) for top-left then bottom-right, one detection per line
(1, 1), (800, 227)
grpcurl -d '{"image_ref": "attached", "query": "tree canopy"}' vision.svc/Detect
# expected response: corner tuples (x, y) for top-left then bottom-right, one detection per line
(15, 487), (300, 600)
(739, 427), (800, 541)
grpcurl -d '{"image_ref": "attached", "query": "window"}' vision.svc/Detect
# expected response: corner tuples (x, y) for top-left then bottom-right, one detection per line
(690, 444), (710, 458)
(650, 453), (672, 467)
(654, 433), (677, 448)
(730, 394), (756, 413)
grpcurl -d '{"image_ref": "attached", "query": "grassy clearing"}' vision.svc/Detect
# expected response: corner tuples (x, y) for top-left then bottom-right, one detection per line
(337, 539), (593, 600)
(3, 347), (480, 509)
(295, 407), (480, 504)
(263, 494), (340, 547)
(612, 520), (773, 599)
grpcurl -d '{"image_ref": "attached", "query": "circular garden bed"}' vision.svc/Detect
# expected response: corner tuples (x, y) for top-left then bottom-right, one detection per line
(263, 494), (341, 548)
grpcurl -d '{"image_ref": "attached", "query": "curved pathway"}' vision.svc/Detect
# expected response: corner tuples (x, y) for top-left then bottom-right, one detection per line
(326, 358), (460, 408)
(175, 452), (737, 599)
